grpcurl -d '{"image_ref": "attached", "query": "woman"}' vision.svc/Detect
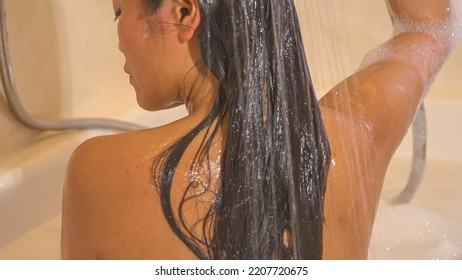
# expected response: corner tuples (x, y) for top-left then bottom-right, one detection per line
(61, 0), (459, 259)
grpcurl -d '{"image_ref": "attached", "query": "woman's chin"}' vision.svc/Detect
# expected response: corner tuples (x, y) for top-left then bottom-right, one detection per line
(135, 96), (182, 112)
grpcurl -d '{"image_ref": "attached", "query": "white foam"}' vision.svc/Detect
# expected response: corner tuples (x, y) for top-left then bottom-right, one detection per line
(369, 201), (462, 259)
(450, 0), (462, 47)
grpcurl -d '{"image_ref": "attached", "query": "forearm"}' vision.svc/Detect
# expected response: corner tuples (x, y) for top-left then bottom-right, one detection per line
(387, 0), (450, 26)
(387, 0), (455, 50)
(360, 0), (460, 91)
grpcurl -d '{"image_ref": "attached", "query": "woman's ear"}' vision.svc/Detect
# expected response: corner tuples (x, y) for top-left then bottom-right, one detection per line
(174, 0), (201, 42)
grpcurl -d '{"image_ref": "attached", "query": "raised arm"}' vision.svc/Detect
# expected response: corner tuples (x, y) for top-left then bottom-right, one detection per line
(319, 0), (460, 259)
(320, 0), (459, 154)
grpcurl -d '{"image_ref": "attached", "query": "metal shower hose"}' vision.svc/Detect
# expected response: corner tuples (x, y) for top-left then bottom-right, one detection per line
(0, 0), (144, 131)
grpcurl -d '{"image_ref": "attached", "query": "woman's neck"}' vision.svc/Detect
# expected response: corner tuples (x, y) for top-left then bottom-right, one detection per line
(182, 63), (220, 118)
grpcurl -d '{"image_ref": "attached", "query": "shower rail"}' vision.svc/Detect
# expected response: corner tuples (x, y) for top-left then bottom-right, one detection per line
(0, 0), (144, 131)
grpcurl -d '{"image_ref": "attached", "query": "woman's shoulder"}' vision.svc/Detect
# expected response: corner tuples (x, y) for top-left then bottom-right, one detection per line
(61, 124), (190, 259)
(68, 130), (156, 179)
(65, 124), (187, 190)
(67, 112), (200, 175)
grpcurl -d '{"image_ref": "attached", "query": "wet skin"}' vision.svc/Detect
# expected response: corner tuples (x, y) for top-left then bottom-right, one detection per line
(61, 0), (454, 259)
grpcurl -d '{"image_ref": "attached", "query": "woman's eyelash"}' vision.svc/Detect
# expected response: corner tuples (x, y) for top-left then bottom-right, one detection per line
(114, 8), (122, 21)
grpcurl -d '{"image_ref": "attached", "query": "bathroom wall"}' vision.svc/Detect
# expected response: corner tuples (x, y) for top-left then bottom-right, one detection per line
(0, 0), (134, 154)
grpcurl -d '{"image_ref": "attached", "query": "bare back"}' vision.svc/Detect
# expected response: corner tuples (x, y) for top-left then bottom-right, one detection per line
(61, 54), (442, 260)
(61, 112), (224, 259)
(61, 70), (411, 260)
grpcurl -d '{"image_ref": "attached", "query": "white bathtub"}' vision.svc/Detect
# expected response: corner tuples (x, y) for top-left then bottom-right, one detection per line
(0, 95), (460, 260)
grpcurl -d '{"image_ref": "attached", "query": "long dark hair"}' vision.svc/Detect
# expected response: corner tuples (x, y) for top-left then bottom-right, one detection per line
(147, 0), (331, 259)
